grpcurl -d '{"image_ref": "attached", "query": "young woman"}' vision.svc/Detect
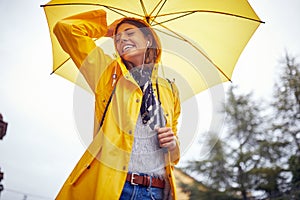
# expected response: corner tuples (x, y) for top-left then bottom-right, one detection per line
(54, 9), (181, 200)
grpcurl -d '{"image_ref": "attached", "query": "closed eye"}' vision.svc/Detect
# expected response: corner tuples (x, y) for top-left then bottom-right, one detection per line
(126, 30), (135, 36)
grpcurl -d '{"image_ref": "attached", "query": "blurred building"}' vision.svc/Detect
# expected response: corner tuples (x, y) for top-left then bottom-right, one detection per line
(174, 168), (207, 200)
(0, 113), (8, 140)
(0, 113), (7, 196)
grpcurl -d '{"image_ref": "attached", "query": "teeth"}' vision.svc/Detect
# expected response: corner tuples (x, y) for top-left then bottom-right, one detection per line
(123, 44), (134, 51)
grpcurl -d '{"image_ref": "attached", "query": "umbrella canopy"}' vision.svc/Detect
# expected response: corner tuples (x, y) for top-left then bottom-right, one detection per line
(41, 0), (263, 102)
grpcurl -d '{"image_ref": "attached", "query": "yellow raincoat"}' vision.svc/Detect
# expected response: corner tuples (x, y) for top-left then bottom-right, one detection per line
(54, 9), (181, 200)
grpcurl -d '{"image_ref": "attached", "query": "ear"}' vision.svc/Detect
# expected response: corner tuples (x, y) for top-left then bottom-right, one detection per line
(146, 35), (153, 46)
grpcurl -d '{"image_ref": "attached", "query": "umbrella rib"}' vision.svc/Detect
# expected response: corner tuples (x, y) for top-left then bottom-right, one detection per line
(153, 27), (189, 43)
(152, 11), (195, 26)
(101, 5), (144, 18)
(40, 3), (144, 18)
(50, 58), (71, 75)
(105, 6), (129, 18)
(51, 38), (99, 75)
(149, 0), (166, 16)
(155, 10), (265, 24)
(140, 0), (149, 17)
(150, 0), (167, 25)
(155, 22), (232, 82)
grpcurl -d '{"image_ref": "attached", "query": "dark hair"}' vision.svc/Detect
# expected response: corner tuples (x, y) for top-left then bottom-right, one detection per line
(114, 18), (161, 65)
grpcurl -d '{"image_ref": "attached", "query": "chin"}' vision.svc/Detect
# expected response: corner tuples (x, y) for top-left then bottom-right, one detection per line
(122, 51), (144, 64)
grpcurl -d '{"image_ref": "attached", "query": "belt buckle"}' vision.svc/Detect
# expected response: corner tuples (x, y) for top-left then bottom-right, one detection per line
(130, 173), (139, 185)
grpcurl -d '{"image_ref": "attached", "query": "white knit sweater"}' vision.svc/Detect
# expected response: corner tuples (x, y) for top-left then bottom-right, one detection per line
(128, 114), (166, 179)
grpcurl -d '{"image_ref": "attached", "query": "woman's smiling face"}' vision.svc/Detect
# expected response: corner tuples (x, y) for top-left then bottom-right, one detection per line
(115, 23), (150, 67)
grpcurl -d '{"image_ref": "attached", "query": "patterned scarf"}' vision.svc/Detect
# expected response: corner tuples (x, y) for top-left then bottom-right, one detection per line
(130, 66), (163, 130)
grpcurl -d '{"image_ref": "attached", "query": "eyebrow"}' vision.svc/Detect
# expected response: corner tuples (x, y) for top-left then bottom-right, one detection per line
(118, 27), (135, 34)
(124, 28), (134, 32)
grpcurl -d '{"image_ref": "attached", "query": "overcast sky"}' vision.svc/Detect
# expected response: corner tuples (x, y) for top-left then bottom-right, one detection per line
(0, 0), (299, 199)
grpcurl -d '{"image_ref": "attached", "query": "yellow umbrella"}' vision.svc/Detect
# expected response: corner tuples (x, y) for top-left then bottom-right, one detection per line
(41, 0), (264, 102)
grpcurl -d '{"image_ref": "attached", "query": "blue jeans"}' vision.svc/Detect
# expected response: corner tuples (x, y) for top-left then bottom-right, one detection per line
(119, 181), (164, 200)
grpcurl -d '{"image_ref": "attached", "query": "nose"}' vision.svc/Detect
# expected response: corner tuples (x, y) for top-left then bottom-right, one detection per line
(119, 33), (129, 43)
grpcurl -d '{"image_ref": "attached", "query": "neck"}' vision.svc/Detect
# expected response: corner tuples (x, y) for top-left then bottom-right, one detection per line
(124, 48), (150, 70)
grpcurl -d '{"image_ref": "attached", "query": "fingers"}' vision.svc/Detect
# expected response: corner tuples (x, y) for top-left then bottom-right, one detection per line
(156, 127), (177, 151)
(105, 18), (123, 37)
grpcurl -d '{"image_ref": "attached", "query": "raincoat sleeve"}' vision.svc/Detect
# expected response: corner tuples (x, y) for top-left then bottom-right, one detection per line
(53, 10), (114, 92)
(53, 9), (108, 68)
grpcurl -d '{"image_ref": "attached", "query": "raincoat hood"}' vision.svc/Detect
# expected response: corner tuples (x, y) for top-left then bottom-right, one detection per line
(112, 17), (162, 65)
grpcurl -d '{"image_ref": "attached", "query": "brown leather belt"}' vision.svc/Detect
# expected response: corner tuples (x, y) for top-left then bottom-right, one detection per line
(126, 173), (165, 189)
